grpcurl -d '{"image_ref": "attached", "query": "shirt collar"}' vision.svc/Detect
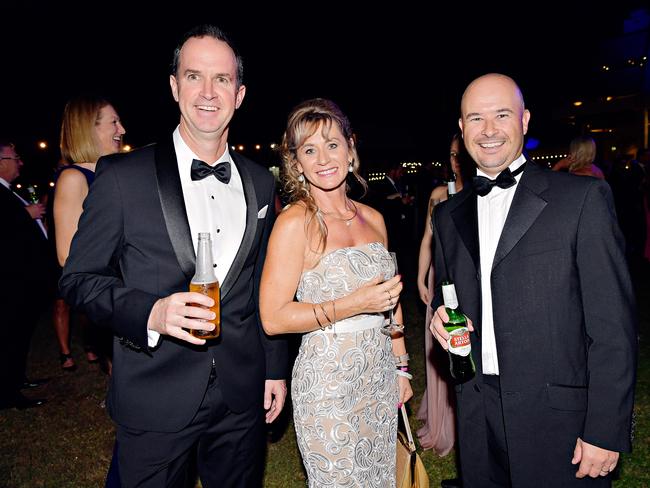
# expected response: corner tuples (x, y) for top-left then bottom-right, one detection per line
(0, 177), (10, 190)
(173, 126), (233, 184)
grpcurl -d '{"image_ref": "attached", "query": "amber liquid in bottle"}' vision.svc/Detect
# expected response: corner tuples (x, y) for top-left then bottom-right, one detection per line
(189, 232), (221, 339)
(189, 281), (221, 339)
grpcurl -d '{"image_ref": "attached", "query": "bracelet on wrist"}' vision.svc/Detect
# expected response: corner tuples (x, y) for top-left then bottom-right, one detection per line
(396, 369), (413, 380)
(394, 353), (410, 365)
(312, 304), (325, 331)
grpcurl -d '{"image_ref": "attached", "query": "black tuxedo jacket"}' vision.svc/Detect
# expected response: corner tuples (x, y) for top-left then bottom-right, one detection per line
(60, 139), (287, 432)
(0, 184), (51, 303)
(431, 162), (637, 487)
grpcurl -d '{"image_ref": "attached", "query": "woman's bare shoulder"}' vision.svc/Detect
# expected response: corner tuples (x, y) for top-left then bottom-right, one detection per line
(430, 185), (448, 201)
(56, 167), (89, 188)
(274, 202), (311, 234)
(55, 168), (89, 200)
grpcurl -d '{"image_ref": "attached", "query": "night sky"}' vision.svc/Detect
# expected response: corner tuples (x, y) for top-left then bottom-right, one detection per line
(2, 2), (642, 185)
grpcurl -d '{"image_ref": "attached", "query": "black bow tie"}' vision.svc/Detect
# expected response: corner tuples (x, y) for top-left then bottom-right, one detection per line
(190, 159), (231, 184)
(472, 163), (526, 197)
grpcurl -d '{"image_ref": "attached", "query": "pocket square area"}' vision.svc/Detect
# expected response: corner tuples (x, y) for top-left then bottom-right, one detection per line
(257, 205), (268, 218)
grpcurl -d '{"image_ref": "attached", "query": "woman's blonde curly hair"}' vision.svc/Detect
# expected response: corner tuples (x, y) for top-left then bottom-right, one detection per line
(280, 98), (367, 252)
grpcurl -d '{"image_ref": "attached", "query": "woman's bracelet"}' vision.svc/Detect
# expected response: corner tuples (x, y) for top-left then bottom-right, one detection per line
(312, 304), (326, 331)
(396, 369), (413, 380)
(394, 353), (410, 365)
(319, 302), (333, 326)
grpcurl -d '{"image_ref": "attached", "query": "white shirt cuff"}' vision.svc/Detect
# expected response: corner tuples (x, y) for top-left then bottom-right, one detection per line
(147, 329), (161, 348)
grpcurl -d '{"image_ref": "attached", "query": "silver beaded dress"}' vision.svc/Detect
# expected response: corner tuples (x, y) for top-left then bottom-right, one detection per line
(292, 242), (398, 487)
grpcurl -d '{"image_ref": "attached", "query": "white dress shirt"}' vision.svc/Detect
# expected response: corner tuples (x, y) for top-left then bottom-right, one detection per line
(0, 176), (47, 238)
(173, 127), (246, 280)
(148, 128), (246, 346)
(477, 154), (526, 375)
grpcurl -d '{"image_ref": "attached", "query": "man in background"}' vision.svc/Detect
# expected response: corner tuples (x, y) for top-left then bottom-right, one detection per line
(0, 140), (51, 410)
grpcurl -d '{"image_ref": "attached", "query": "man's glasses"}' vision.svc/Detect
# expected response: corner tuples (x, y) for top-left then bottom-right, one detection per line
(0, 156), (21, 161)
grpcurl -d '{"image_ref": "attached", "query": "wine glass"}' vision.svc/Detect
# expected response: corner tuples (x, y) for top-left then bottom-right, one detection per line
(381, 252), (404, 336)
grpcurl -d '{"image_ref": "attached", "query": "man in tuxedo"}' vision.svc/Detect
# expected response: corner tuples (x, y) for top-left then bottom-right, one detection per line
(429, 74), (636, 487)
(0, 141), (50, 410)
(61, 25), (287, 487)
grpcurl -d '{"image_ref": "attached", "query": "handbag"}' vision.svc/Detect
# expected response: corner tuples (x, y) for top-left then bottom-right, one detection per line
(396, 404), (429, 488)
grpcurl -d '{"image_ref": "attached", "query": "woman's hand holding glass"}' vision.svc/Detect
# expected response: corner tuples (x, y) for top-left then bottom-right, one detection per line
(352, 274), (403, 315)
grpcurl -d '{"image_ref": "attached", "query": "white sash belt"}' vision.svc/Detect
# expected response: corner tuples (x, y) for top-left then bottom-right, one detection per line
(317, 314), (384, 334)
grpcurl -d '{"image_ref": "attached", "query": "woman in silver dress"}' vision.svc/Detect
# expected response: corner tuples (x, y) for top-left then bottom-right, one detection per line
(260, 98), (413, 487)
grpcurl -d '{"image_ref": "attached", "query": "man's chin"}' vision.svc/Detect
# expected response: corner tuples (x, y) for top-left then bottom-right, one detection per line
(477, 159), (510, 175)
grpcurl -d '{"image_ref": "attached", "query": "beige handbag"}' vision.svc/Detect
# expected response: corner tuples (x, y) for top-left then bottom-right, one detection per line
(396, 405), (429, 488)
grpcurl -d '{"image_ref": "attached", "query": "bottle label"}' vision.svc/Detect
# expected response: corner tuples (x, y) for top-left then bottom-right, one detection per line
(442, 283), (459, 309)
(447, 327), (471, 357)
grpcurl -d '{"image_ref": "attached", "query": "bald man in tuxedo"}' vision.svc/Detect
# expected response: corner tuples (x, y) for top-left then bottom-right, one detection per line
(430, 74), (637, 488)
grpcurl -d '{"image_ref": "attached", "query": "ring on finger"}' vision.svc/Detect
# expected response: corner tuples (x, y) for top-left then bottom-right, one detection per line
(386, 290), (392, 300)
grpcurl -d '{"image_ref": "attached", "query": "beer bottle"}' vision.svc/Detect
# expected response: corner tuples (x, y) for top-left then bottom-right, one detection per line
(447, 172), (457, 198)
(26, 186), (39, 204)
(189, 232), (221, 339)
(442, 281), (475, 382)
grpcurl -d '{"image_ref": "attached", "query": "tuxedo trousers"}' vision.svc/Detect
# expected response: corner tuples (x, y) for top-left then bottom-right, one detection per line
(0, 298), (45, 404)
(462, 375), (613, 488)
(116, 366), (265, 488)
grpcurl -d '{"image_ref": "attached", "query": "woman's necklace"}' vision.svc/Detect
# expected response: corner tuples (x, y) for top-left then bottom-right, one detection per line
(317, 199), (358, 226)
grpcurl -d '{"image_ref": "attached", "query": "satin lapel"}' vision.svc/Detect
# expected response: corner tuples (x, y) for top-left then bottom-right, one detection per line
(450, 189), (480, 273)
(492, 163), (548, 271)
(154, 140), (195, 280)
(220, 152), (258, 300)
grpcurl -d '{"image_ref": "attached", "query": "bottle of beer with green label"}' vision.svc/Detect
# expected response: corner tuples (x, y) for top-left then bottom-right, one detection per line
(442, 281), (475, 382)
(26, 186), (39, 204)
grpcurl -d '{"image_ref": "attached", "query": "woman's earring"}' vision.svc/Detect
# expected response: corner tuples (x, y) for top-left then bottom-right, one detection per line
(348, 161), (354, 173)
(298, 173), (305, 183)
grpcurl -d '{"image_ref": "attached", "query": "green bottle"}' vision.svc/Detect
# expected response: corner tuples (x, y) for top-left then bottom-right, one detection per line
(442, 281), (475, 382)
(26, 186), (39, 204)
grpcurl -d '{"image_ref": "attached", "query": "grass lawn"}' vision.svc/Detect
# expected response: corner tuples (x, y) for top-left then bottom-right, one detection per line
(1, 275), (647, 487)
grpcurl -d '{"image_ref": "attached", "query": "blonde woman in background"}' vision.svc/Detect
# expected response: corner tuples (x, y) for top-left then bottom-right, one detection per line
(52, 95), (125, 370)
(553, 135), (604, 179)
